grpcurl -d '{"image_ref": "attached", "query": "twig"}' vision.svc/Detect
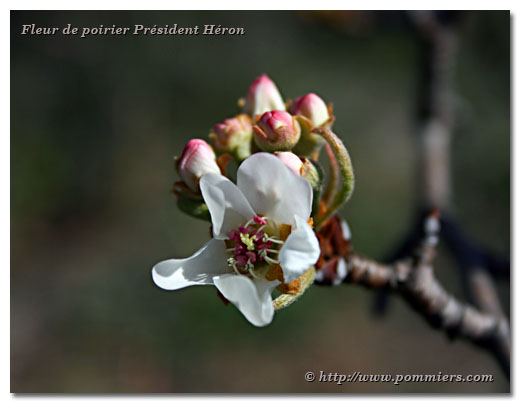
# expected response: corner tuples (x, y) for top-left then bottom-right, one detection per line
(375, 12), (509, 334)
(374, 209), (510, 314)
(336, 212), (510, 377)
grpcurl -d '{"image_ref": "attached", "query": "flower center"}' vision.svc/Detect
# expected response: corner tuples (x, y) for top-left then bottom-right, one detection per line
(226, 215), (284, 278)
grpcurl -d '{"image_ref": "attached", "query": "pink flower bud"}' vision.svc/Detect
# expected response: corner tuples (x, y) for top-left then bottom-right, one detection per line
(275, 152), (303, 175)
(209, 114), (253, 160)
(289, 93), (330, 127)
(176, 139), (221, 193)
(244, 74), (286, 118)
(253, 110), (301, 152)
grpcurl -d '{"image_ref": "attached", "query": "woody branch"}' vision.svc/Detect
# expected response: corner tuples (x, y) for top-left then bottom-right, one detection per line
(355, 12), (510, 376)
(335, 210), (510, 377)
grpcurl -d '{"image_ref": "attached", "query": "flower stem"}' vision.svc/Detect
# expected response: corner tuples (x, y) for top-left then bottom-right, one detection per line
(321, 141), (339, 209)
(272, 267), (316, 311)
(313, 127), (355, 229)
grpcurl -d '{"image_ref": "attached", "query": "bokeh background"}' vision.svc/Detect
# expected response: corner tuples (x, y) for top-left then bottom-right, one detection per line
(11, 11), (510, 393)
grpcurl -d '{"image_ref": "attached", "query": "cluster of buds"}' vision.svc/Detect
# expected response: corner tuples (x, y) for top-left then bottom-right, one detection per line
(153, 72), (357, 330)
(243, 74), (334, 157)
(158, 74), (354, 332)
(174, 74), (337, 199)
(173, 74), (354, 288)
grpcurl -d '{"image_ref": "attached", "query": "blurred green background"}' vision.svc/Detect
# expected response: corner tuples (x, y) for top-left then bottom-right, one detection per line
(11, 11), (509, 393)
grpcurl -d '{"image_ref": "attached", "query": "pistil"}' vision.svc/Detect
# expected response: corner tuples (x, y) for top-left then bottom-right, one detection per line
(226, 215), (284, 277)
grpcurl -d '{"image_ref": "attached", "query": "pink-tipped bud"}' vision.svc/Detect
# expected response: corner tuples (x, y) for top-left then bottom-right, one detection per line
(289, 93), (330, 127)
(209, 114), (253, 160)
(253, 110), (301, 152)
(176, 139), (221, 193)
(244, 74), (286, 118)
(275, 152), (303, 175)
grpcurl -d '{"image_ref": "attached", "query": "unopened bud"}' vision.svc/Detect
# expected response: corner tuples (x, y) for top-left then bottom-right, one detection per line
(244, 74), (285, 118)
(275, 151), (303, 175)
(176, 139), (221, 193)
(210, 114), (253, 161)
(253, 110), (301, 152)
(289, 93), (331, 127)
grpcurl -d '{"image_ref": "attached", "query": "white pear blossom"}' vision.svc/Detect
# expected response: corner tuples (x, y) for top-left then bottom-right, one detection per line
(152, 152), (320, 327)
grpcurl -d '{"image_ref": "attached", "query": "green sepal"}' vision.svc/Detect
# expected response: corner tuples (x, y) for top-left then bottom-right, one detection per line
(176, 196), (211, 222)
(292, 116), (326, 157)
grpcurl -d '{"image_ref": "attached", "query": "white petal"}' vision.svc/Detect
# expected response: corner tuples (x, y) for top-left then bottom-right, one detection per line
(237, 153), (312, 225)
(200, 173), (255, 239)
(152, 239), (230, 290)
(213, 274), (280, 327)
(278, 215), (320, 283)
